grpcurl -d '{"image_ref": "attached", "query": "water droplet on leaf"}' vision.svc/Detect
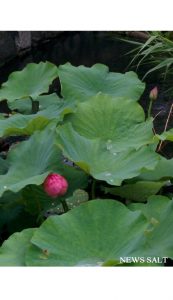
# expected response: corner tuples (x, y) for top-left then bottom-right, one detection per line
(105, 172), (112, 177)
(106, 139), (113, 150)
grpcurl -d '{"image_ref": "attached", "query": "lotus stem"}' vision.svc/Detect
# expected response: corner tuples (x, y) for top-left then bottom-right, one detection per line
(61, 200), (69, 213)
(147, 99), (153, 119)
(91, 179), (96, 199)
(148, 87), (158, 119)
(157, 103), (173, 152)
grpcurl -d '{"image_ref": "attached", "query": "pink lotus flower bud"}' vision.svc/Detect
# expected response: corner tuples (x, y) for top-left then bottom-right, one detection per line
(43, 173), (68, 198)
(149, 86), (158, 101)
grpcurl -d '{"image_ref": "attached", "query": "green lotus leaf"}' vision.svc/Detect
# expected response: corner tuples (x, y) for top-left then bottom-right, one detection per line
(58, 165), (88, 196)
(129, 195), (171, 221)
(58, 63), (145, 102)
(22, 185), (60, 217)
(0, 114), (52, 137)
(25, 198), (173, 266)
(0, 191), (37, 236)
(0, 114), (5, 119)
(37, 102), (74, 120)
(0, 157), (9, 174)
(35, 96), (75, 121)
(156, 128), (173, 142)
(1, 198), (173, 266)
(8, 93), (61, 114)
(0, 126), (59, 197)
(57, 123), (159, 185)
(25, 200), (149, 266)
(26, 197), (173, 266)
(0, 192), (23, 234)
(37, 93), (62, 109)
(0, 62), (58, 102)
(65, 189), (89, 210)
(129, 196), (173, 259)
(104, 180), (167, 202)
(49, 189), (89, 214)
(0, 97), (75, 138)
(57, 94), (159, 185)
(138, 156), (173, 181)
(0, 228), (35, 266)
(8, 97), (32, 114)
(65, 94), (155, 152)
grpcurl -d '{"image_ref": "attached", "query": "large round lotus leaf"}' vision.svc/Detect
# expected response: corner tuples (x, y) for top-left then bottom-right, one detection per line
(57, 94), (159, 185)
(58, 63), (145, 102)
(57, 124), (159, 186)
(104, 180), (167, 202)
(0, 126), (59, 197)
(0, 228), (35, 266)
(0, 62), (58, 102)
(25, 200), (148, 266)
(26, 197), (173, 266)
(65, 94), (154, 152)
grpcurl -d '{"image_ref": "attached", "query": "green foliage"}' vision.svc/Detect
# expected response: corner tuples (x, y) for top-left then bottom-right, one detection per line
(129, 195), (171, 221)
(104, 181), (167, 202)
(0, 114), (51, 137)
(156, 128), (173, 142)
(0, 62), (58, 102)
(0, 228), (35, 266)
(65, 189), (89, 209)
(25, 200), (148, 266)
(0, 61), (173, 266)
(0, 197), (172, 266)
(0, 100), (74, 138)
(0, 157), (9, 174)
(58, 63), (145, 102)
(138, 156), (173, 181)
(128, 195), (173, 259)
(0, 126), (59, 196)
(8, 93), (61, 114)
(57, 94), (159, 185)
(124, 31), (173, 82)
(0, 199), (36, 237)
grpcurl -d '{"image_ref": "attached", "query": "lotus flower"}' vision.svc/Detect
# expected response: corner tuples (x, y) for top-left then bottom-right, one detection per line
(149, 86), (158, 101)
(43, 173), (68, 198)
